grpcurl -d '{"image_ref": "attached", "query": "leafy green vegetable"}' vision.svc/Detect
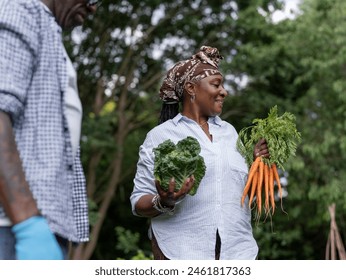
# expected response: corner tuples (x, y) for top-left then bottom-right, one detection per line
(153, 136), (206, 195)
(236, 105), (302, 170)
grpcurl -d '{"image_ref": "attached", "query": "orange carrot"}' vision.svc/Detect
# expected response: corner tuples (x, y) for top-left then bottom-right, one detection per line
(263, 163), (270, 214)
(248, 169), (259, 208)
(268, 165), (275, 214)
(256, 159), (264, 216)
(272, 163), (282, 199)
(272, 163), (286, 213)
(241, 157), (261, 206)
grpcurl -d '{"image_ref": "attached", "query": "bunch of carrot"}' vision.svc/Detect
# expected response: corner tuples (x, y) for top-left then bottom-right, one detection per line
(240, 157), (282, 218)
(236, 106), (301, 222)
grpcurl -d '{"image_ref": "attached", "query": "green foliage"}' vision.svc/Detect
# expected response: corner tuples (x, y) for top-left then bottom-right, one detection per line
(114, 226), (152, 260)
(114, 226), (140, 254)
(237, 106), (301, 169)
(153, 136), (206, 195)
(88, 199), (100, 226)
(228, 0), (346, 259)
(130, 250), (153, 260)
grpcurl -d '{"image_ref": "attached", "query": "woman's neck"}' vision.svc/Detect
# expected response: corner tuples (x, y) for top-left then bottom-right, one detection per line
(181, 113), (208, 127)
(181, 107), (209, 127)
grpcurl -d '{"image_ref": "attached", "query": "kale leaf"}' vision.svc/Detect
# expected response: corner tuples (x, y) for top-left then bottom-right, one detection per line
(153, 136), (206, 196)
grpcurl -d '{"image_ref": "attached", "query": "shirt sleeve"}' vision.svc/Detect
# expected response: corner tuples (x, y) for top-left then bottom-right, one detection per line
(0, 4), (38, 120)
(130, 133), (157, 216)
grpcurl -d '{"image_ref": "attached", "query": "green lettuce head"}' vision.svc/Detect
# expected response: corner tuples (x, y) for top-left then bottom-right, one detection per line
(153, 136), (206, 195)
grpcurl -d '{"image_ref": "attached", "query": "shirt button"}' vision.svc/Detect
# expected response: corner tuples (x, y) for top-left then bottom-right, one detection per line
(68, 164), (73, 171)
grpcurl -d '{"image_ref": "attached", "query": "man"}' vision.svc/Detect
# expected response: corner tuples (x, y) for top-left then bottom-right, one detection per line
(0, 0), (100, 259)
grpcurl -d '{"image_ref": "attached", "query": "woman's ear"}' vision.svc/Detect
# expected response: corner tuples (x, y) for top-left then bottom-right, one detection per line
(184, 81), (195, 96)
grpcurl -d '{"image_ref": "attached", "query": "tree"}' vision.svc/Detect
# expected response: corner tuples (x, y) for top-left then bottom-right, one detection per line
(226, 0), (346, 259)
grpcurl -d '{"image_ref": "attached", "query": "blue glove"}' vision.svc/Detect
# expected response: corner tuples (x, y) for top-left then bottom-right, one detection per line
(11, 216), (64, 260)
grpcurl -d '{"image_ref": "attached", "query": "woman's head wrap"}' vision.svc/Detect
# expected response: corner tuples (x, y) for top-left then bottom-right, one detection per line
(159, 46), (224, 104)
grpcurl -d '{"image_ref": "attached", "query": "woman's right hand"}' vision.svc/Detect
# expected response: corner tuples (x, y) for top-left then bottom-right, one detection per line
(155, 176), (195, 207)
(135, 176), (196, 217)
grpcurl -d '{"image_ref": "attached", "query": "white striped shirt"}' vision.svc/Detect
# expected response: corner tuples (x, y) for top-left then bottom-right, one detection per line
(131, 113), (258, 259)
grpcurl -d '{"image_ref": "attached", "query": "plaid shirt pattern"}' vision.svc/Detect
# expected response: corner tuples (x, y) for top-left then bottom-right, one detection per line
(0, 0), (89, 242)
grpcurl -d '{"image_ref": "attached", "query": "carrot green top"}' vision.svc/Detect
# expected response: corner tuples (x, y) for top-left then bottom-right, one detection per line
(236, 105), (301, 170)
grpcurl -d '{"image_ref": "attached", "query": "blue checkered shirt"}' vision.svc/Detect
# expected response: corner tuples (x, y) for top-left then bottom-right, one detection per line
(0, 0), (89, 242)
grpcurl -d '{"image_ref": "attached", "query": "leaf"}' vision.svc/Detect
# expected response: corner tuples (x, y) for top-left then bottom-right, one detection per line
(237, 105), (301, 169)
(153, 136), (206, 195)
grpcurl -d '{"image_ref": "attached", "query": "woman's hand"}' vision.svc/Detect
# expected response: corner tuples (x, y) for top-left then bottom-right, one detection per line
(253, 138), (270, 159)
(155, 176), (195, 207)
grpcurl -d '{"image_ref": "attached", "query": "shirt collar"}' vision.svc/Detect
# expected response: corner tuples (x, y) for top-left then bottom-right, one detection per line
(38, 1), (53, 16)
(38, 1), (62, 32)
(173, 113), (223, 127)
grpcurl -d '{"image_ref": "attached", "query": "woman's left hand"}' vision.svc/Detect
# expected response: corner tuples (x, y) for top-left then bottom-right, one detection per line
(253, 138), (270, 159)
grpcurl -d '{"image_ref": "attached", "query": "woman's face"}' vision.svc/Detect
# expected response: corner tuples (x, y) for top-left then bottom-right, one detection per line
(193, 74), (228, 117)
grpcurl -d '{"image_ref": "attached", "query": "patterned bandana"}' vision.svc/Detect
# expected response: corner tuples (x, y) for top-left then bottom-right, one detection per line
(159, 46), (224, 103)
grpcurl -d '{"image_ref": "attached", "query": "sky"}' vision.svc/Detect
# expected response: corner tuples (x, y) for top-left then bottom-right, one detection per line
(272, 0), (302, 22)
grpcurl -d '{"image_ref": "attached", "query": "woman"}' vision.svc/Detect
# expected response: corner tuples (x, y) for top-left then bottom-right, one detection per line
(130, 46), (269, 260)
